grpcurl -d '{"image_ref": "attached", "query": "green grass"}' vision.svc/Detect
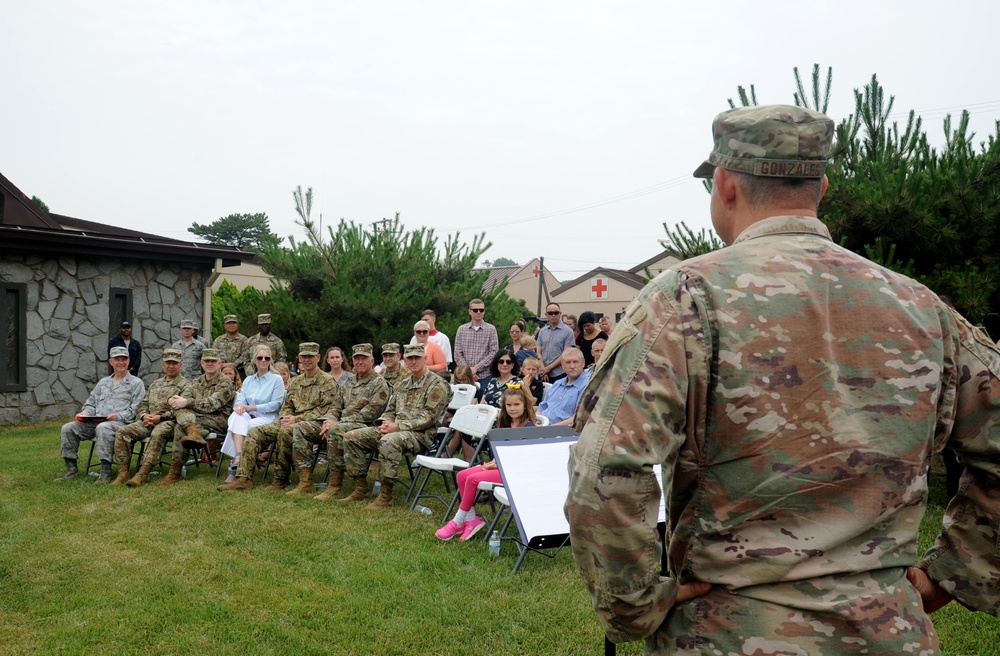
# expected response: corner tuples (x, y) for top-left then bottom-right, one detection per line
(1, 422), (997, 655)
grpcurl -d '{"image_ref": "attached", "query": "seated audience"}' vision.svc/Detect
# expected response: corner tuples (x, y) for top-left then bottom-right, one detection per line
(588, 338), (607, 369)
(435, 386), (537, 541)
(519, 357), (545, 407)
(221, 362), (243, 392)
(218, 342), (339, 492)
(57, 346), (145, 483)
(340, 344), (451, 509)
(324, 346), (355, 385)
(111, 349), (193, 487)
(221, 345), (286, 483)
(295, 343), (390, 499)
(451, 365), (477, 387)
(378, 343), (410, 393)
(538, 347), (589, 425)
(477, 349), (522, 408)
(575, 311), (609, 368)
(160, 348), (235, 485)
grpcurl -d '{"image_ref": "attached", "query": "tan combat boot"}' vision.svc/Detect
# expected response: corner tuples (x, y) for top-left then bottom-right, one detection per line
(313, 471), (344, 501)
(181, 424), (206, 449)
(364, 480), (394, 510)
(285, 469), (315, 496)
(338, 476), (370, 503)
(158, 461), (184, 485)
(125, 462), (154, 487)
(217, 476), (253, 492)
(109, 464), (131, 486)
(264, 477), (290, 492)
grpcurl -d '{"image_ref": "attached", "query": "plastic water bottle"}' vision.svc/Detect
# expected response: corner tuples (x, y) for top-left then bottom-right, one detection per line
(371, 481), (381, 497)
(414, 505), (433, 515)
(181, 465), (187, 479)
(489, 531), (501, 557)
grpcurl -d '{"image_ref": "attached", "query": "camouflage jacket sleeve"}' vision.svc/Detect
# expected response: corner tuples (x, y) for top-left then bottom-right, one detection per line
(161, 378), (194, 421)
(192, 376), (236, 416)
(920, 314), (1000, 615)
(397, 374), (451, 433)
(565, 270), (705, 643)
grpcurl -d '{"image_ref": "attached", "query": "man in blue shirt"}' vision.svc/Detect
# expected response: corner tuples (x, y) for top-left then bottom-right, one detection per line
(537, 302), (576, 382)
(538, 347), (588, 425)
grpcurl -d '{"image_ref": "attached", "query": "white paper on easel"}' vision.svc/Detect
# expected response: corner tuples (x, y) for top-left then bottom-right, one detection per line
(493, 438), (667, 547)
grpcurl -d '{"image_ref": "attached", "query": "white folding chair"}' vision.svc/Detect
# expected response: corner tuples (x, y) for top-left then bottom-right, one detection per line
(541, 381), (552, 400)
(535, 414), (550, 426)
(430, 383), (481, 459)
(408, 404), (498, 517)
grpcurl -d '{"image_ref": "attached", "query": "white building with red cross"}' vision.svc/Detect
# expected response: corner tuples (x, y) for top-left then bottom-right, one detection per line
(548, 250), (680, 323)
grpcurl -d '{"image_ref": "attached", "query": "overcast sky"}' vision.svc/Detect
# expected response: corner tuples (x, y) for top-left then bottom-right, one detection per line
(4, 1), (998, 278)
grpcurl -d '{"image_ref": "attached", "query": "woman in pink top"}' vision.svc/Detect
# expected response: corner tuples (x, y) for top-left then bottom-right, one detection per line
(414, 320), (448, 373)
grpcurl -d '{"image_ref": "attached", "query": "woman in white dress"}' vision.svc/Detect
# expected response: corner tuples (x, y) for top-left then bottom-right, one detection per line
(222, 345), (286, 483)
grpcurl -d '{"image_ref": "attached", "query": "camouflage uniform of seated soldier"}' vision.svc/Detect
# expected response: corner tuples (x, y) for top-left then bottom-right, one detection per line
(294, 343), (390, 500)
(341, 343), (450, 510)
(379, 342), (410, 395)
(218, 342), (339, 492)
(155, 348), (235, 485)
(111, 349), (193, 487)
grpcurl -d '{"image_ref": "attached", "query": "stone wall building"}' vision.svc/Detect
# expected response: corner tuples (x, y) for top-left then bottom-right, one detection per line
(0, 172), (253, 425)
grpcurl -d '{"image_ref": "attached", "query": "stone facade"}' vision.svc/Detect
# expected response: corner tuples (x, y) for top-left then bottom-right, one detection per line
(0, 253), (208, 425)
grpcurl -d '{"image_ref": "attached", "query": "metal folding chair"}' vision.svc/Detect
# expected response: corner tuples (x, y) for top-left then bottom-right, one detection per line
(407, 404), (498, 517)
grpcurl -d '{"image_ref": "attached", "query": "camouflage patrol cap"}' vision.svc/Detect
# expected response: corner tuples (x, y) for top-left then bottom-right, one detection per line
(352, 343), (374, 358)
(298, 342), (320, 356)
(693, 104), (834, 179)
(200, 348), (221, 361)
(180, 319), (196, 329)
(162, 349), (183, 363)
(109, 346), (129, 359)
(381, 343), (401, 355)
(403, 344), (425, 358)
(258, 314), (271, 324)
(223, 314), (239, 323)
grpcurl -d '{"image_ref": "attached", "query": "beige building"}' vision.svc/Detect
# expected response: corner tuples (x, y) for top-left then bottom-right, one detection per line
(474, 258), (562, 316)
(551, 250), (681, 322)
(210, 260), (273, 293)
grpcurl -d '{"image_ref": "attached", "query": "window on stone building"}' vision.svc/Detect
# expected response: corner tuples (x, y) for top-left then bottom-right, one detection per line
(0, 283), (27, 392)
(109, 288), (133, 335)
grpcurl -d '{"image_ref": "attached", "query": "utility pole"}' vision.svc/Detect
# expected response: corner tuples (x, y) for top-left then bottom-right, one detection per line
(536, 257), (545, 316)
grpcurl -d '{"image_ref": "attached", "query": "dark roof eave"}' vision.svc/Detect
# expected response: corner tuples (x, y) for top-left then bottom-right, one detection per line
(0, 226), (253, 267)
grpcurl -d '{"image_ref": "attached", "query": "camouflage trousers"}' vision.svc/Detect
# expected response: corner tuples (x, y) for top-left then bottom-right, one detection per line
(168, 411), (228, 466)
(236, 420), (297, 481)
(289, 421), (325, 472)
(114, 420), (177, 468)
(60, 420), (125, 463)
(343, 426), (433, 483)
(297, 421), (368, 475)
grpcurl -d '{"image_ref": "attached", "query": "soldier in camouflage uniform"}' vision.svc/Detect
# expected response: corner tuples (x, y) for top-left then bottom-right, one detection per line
(172, 319), (205, 381)
(218, 342), (338, 492)
(212, 314), (248, 368)
(378, 343), (410, 395)
(110, 349), (193, 487)
(243, 313), (287, 378)
(565, 105), (1000, 655)
(308, 343), (390, 500)
(341, 343), (450, 509)
(57, 346), (146, 483)
(153, 348), (236, 485)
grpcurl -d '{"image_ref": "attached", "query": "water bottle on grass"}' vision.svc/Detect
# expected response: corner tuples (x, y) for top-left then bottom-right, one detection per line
(414, 505), (433, 515)
(489, 531), (501, 557)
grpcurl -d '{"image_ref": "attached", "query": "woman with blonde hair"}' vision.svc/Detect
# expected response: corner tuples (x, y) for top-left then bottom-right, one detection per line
(221, 345), (285, 483)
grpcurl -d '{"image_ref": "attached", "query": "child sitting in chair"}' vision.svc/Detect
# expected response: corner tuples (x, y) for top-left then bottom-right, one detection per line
(434, 385), (536, 542)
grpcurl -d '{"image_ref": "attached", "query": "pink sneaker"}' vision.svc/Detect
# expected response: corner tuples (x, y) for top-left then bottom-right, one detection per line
(459, 516), (485, 542)
(435, 520), (465, 541)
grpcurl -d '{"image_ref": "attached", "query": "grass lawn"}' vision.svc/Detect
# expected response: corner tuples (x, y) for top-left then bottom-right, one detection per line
(1, 422), (997, 655)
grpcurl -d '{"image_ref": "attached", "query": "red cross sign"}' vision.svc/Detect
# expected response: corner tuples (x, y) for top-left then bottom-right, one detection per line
(532, 265), (540, 277)
(591, 277), (608, 299)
